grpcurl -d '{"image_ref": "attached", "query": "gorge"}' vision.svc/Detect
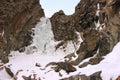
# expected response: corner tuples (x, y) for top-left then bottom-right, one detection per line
(0, 0), (120, 80)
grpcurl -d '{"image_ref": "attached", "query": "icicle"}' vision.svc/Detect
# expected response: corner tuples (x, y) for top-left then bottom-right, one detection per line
(95, 3), (100, 30)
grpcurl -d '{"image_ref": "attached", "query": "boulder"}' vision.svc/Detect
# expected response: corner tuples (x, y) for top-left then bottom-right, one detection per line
(45, 62), (76, 74)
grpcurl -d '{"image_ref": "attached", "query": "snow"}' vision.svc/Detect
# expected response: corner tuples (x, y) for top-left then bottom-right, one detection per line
(96, 3), (100, 16)
(95, 3), (101, 30)
(0, 17), (120, 80)
(0, 68), (12, 80)
(4, 51), (65, 80)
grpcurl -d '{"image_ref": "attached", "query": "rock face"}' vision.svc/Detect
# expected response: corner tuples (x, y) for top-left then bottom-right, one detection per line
(0, 0), (44, 63)
(50, 0), (120, 66)
(50, 0), (120, 79)
(50, 10), (77, 41)
(45, 62), (76, 74)
(50, 0), (98, 41)
(51, 0), (120, 79)
(50, 0), (100, 65)
(104, 0), (120, 49)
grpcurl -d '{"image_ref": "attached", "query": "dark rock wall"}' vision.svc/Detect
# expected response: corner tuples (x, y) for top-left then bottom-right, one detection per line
(0, 0), (44, 63)
(73, 0), (98, 31)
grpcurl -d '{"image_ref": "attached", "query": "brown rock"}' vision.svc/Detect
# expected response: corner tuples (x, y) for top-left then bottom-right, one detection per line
(79, 57), (103, 68)
(51, 0), (120, 66)
(35, 63), (41, 67)
(0, 0), (44, 62)
(116, 76), (120, 80)
(50, 10), (77, 41)
(70, 29), (100, 65)
(51, 0), (120, 79)
(50, 0), (100, 66)
(61, 71), (102, 80)
(45, 62), (76, 74)
(5, 67), (14, 77)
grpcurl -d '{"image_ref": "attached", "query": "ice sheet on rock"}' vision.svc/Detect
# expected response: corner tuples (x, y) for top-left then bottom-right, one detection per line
(31, 17), (81, 55)
(32, 17), (55, 54)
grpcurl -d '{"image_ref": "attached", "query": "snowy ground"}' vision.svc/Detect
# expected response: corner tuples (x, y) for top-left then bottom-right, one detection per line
(0, 51), (67, 80)
(0, 17), (120, 80)
(1, 42), (120, 80)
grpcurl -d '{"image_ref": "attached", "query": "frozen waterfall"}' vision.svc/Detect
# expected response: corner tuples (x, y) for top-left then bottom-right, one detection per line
(24, 17), (82, 55)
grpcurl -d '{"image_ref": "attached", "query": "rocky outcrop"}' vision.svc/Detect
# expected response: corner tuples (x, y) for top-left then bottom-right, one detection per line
(5, 67), (14, 77)
(50, 0), (120, 66)
(73, 0), (98, 31)
(0, 0), (44, 63)
(61, 71), (102, 80)
(50, 0), (100, 65)
(45, 62), (76, 74)
(50, 10), (77, 41)
(50, 0), (98, 41)
(104, 0), (120, 50)
(51, 0), (120, 79)
(79, 57), (103, 68)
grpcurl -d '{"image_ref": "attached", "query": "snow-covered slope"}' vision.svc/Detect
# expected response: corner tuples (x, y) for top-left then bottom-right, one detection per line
(79, 42), (120, 80)
(0, 51), (66, 80)
(61, 42), (120, 80)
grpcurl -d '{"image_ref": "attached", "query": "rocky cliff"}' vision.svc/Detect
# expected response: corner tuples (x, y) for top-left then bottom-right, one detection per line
(50, 0), (120, 66)
(0, 0), (44, 63)
(51, 0), (120, 79)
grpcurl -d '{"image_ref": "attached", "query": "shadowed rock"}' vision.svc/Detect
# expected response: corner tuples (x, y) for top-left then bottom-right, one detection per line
(61, 71), (102, 80)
